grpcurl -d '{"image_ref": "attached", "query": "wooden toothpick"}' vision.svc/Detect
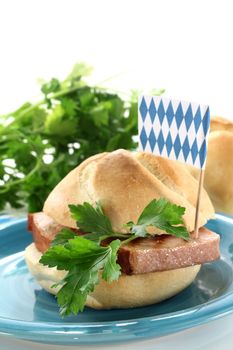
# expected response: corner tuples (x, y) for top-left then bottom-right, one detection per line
(194, 169), (205, 239)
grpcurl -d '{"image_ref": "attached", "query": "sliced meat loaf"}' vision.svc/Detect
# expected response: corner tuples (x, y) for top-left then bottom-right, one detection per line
(28, 212), (220, 274)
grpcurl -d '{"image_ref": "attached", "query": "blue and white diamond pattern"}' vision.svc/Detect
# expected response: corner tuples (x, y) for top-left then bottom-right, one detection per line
(138, 96), (210, 169)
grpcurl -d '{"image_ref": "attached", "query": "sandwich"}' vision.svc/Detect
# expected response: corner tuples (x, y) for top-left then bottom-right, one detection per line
(25, 149), (220, 316)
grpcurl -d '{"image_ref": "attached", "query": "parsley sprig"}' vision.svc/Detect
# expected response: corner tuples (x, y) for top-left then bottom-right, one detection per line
(40, 198), (189, 316)
(41, 237), (121, 315)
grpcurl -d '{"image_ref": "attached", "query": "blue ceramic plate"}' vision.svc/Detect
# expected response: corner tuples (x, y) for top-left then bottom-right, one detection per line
(0, 214), (233, 345)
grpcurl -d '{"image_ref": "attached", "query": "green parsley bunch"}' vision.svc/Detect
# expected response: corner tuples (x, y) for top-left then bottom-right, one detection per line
(0, 63), (140, 212)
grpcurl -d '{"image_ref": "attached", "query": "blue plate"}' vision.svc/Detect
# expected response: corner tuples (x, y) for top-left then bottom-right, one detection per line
(0, 214), (233, 345)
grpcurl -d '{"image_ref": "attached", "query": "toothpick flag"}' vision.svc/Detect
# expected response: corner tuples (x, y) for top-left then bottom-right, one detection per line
(138, 96), (210, 169)
(138, 95), (211, 238)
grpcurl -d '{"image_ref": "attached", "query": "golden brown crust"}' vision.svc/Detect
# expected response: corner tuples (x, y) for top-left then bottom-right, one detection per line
(204, 131), (233, 214)
(25, 243), (201, 309)
(135, 152), (214, 221)
(186, 126), (233, 215)
(43, 149), (214, 232)
(210, 116), (233, 133)
(43, 152), (108, 228)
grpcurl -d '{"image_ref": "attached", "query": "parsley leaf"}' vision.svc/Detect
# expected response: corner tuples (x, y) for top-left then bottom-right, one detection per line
(51, 229), (76, 247)
(40, 236), (121, 316)
(102, 239), (121, 282)
(69, 202), (130, 243)
(57, 266), (98, 315)
(82, 232), (107, 243)
(127, 198), (189, 240)
(69, 202), (114, 236)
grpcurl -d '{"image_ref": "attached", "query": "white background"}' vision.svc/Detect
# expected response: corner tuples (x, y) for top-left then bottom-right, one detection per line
(0, 2), (233, 348)
(0, 0), (232, 120)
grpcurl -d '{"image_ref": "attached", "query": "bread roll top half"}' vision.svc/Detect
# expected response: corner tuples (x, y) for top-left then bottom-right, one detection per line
(43, 149), (214, 233)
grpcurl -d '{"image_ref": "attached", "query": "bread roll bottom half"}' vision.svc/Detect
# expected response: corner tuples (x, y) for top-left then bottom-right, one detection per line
(25, 243), (201, 310)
